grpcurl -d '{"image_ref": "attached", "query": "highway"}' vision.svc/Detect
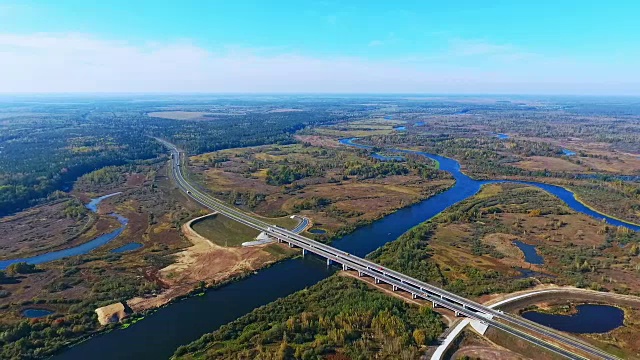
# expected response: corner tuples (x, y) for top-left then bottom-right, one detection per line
(158, 138), (618, 360)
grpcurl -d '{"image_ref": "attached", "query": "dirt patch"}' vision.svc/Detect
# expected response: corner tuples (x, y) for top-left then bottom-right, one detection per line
(452, 344), (526, 360)
(127, 213), (295, 312)
(95, 302), (132, 325)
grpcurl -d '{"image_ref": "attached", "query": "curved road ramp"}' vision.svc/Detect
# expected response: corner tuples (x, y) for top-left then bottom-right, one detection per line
(242, 216), (309, 247)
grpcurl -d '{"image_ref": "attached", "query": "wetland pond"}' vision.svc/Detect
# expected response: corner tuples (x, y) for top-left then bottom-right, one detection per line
(523, 304), (624, 333)
(513, 241), (544, 265)
(22, 309), (54, 318)
(308, 228), (327, 234)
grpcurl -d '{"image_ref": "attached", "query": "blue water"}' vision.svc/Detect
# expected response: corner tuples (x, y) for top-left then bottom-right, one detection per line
(111, 242), (143, 253)
(513, 241), (544, 265)
(0, 193), (128, 270)
(86, 192), (121, 212)
(523, 304), (624, 333)
(54, 139), (639, 359)
(496, 133), (510, 139)
(308, 228), (327, 234)
(414, 122), (425, 126)
(394, 126), (407, 131)
(372, 153), (404, 162)
(22, 309), (55, 318)
(562, 149), (576, 156)
(340, 138), (640, 232)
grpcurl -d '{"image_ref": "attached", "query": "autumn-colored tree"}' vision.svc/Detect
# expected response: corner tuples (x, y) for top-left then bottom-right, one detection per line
(413, 329), (427, 346)
(528, 209), (542, 217)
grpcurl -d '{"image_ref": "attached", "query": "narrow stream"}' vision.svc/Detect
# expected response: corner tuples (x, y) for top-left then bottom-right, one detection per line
(0, 193), (127, 270)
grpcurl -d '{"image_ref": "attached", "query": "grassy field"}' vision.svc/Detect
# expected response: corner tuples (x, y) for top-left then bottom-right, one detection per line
(190, 214), (260, 247)
(369, 182), (640, 298)
(310, 118), (406, 138)
(189, 142), (454, 240)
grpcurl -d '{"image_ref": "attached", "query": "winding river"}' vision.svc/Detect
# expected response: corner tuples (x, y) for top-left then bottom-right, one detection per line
(0, 193), (127, 270)
(54, 139), (639, 359)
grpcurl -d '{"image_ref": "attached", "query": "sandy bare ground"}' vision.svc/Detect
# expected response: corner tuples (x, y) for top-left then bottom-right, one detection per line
(128, 213), (288, 312)
(451, 344), (526, 360)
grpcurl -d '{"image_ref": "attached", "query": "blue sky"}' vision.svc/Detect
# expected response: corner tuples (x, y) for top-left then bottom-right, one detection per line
(1, 0), (639, 94)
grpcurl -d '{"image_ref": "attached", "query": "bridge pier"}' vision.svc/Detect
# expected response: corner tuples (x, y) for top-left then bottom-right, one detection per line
(412, 293), (418, 299)
(375, 278), (381, 284)
(392, 285), (398, 291)
(432, 301), (439, 308)
(326, 258), (332, 266)
(358, 271), (364, 277)
(455, 311), (462, 317)
(288, 242), (294, 248)
(342, 264), (348, 271)
(302, 249), (306, 257)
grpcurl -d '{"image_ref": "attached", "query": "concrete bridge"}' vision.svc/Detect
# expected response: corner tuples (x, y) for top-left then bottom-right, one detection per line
(158, 138), (618, 360)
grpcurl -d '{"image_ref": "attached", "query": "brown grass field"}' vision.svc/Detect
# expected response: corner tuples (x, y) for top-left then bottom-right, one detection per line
(189, 143), (453, 237)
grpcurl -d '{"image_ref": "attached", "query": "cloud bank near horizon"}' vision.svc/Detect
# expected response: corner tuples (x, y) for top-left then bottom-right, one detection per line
(0, 33), (638, 95)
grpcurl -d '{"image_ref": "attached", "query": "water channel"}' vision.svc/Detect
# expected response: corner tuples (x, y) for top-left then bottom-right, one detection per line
(54, 139), (639, 359)
(0, 193), (127, 270)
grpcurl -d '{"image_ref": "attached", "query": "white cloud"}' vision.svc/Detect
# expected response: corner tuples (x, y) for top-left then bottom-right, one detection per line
(0, 33), (638, 95)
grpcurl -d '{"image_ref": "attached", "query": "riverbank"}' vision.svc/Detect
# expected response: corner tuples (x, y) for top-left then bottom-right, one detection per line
(127, 212), (297, 312)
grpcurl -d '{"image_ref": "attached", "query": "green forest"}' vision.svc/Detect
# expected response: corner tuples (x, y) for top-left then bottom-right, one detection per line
(173, 276), (444, 360)
(0, 100), (347, 216)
